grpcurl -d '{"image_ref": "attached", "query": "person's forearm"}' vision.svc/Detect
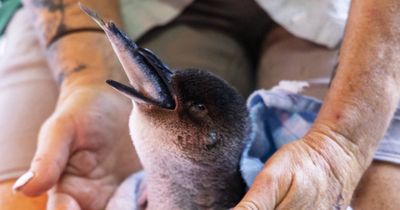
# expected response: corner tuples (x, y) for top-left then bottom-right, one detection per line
(310, 0), (400, 169)
(21, 0), (125, 97)
(21, 0), (121, 46)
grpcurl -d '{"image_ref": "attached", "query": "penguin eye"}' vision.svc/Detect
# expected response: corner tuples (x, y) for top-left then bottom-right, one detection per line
(194, 103), (206, 111)
(189, 102), (208, 116)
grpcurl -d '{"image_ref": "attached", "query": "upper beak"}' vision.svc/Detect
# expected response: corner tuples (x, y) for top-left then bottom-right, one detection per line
(80, 3), (176, 109)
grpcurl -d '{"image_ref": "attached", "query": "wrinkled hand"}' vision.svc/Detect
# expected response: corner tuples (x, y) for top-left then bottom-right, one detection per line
(234, 132), (364, 210)
(13, 83), (140, 210)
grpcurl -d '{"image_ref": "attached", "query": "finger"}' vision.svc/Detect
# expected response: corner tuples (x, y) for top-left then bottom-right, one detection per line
(13, 117), (74, 196)
(47, 191), (81, 210)
(234, 157), (291, 210)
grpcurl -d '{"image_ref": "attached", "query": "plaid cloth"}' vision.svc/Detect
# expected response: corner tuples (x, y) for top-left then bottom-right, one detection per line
(241, 88), (400, 187)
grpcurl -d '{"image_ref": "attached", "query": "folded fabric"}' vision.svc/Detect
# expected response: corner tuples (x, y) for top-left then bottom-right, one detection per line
(241, 87), (320, 187)
(2, 0), (350, 48)
(255, 0), (350, 48)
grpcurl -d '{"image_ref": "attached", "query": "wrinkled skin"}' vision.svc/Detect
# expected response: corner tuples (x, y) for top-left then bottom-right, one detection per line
(235, 132), (362, 210)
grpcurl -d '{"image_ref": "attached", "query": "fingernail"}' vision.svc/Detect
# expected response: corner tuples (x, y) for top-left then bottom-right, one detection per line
(12, 171), (34, 192)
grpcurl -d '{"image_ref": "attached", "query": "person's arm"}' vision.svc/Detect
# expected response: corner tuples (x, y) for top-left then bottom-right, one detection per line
(20, 0), (125, 85)
(13, 1), (142, 209)
(314, 0), (400, 170)
(235, 0), (400, 209)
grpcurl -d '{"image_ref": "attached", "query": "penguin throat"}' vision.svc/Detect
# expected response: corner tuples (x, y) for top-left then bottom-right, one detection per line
(143, 161), (246, 210)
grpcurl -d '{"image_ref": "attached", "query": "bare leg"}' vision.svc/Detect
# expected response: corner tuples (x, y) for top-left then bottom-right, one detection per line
(257, 26), (338, 100)
(352, 162), (400, 210)
(0, 8), (58, 209)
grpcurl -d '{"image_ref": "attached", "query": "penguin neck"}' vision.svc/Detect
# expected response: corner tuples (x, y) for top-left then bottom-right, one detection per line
(143, 156), (246, 210)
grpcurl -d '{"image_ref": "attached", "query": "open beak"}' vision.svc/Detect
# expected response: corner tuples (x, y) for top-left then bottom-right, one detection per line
(80, 3), (176, 109)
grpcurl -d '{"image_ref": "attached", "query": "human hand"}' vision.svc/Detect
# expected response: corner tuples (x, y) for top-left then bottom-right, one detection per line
(234, 130), (364, 210)
(13, 83), (141, 210)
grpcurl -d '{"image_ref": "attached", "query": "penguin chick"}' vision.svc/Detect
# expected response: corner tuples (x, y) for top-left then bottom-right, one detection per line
(81, 4), (249, 210)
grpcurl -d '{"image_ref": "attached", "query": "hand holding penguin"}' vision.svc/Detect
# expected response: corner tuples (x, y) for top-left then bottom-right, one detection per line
(234, 134), (361, 210)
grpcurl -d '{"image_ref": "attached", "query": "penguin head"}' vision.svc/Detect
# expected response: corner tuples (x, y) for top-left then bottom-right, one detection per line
(166, 68), (249, 161)
(82, 5), (249, 164)
(108, 50), (249, 163)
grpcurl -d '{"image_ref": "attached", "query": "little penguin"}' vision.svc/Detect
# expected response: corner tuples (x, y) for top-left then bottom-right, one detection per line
(81, 5), (250, 210)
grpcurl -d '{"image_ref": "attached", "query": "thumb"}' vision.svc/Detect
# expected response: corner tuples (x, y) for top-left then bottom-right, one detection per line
(13, 117), (74, 196)
(233, 163), (289, 210)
